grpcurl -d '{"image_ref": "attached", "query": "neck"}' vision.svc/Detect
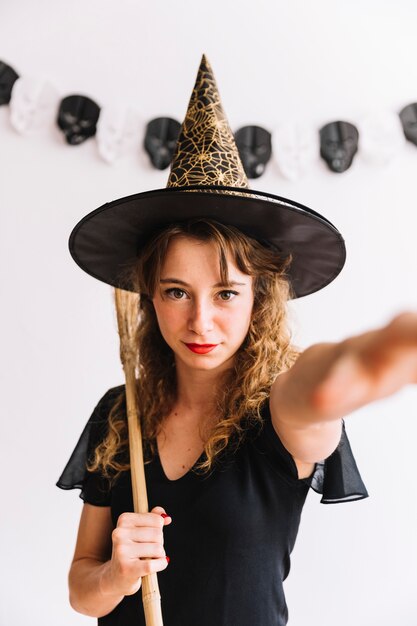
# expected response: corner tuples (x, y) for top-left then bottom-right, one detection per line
(173, 357), (232, 419)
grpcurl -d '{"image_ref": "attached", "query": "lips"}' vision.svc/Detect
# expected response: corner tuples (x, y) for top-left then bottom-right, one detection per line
(184, 343), (219, 354)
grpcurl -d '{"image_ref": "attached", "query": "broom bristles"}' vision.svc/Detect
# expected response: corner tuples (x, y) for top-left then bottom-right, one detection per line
(114, 287), (140, 370)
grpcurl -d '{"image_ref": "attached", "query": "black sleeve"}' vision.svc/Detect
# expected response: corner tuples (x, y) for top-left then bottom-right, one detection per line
(258, 402), (369, 504)
(306, 420), (369, 504)
(56, 385), (125, 506)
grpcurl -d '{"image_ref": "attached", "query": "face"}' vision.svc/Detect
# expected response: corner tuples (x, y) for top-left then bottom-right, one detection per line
(152, 237), (254, 375)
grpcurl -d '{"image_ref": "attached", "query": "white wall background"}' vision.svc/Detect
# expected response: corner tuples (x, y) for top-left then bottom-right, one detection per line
(1, 1), (416, 625)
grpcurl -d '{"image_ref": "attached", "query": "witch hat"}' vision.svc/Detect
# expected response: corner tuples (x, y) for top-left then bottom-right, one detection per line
(69, 54), (345, 298)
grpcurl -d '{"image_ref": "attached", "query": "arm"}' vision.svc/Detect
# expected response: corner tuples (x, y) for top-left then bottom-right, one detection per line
(270, 312), (417, 476)
(270, 344), (343, 477)
(69, 503), (171, 618)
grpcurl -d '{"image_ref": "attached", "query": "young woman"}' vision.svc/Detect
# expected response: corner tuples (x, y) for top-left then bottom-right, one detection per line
(57, 55), (417, 625)
(57, 218), (417, 625)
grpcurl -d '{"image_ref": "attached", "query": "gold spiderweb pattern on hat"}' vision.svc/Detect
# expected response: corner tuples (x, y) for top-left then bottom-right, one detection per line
(166, 54), (249, 190)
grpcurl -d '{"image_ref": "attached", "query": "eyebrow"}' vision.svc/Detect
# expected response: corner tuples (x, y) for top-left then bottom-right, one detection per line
(160, 278), (247, 288)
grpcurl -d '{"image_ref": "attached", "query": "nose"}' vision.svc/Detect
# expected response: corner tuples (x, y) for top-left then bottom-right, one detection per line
(188, 299), (214, 336)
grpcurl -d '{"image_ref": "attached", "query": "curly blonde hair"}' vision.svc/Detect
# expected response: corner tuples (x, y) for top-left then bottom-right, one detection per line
(89, 218), (301, 478)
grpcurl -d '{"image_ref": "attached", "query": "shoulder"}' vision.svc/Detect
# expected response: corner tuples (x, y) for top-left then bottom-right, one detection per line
(86, 385), (127, 443)
(94, 384), (126, 417)
(101, 383), (126, 403)
(56, 384), (127, 499)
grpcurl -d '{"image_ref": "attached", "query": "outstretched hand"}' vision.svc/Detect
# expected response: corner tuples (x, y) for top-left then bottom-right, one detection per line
(311, 311), (417, 419)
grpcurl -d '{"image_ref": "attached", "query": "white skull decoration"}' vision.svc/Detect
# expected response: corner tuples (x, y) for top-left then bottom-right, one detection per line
(96, 106), (140, 163)
(357, 111), (406, 165)
(10, 76), (58, 134)
(272, 123), (319, 181)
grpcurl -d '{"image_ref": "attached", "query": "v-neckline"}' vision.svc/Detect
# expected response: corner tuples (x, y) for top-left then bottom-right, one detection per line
(155, 445), (206, 483)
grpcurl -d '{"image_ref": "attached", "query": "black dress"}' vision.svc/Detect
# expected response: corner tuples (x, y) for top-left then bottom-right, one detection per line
(57, 386), (368, 626)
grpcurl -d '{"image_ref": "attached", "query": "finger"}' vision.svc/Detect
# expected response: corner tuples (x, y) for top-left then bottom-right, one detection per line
(350, 315), (417, 387)
(150, 506), (173, 525)
(117, 512), (165, 529)
(112, 525), (164, 546)
(115, 540), (166, 561)
(118, 554), (169, 585)
(131, 542), (167, 560)
(367, 312), (417, 357)
(124, 526), (165, 545)
(139, 557), (170, 576)
(388, 311), (417, 338)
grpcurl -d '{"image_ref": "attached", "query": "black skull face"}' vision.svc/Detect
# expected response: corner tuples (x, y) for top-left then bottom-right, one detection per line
(57, 95), (100, 145)
(319, 121), (359, 173)
(399, 103), (417, 146)
(144, 118), (181, 169)
(0, 61), (19, 105)
(235, 125), (272, 178)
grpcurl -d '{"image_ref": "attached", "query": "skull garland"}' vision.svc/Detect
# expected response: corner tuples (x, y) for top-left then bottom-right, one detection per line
(0, 61), (19, 105)
(144, 117), (181, 170)
(235, 125), (272, 178)
(319, 121), (359, 173)
(57, 95), (101, 145)
(5, 59), (415, 169)
(399, 103), (417, 146)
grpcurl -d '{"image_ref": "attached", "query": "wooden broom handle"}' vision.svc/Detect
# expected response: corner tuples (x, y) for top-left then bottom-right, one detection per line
(125, 367), (164, 626)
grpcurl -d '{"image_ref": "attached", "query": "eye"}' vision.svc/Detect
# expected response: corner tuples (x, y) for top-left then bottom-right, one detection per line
(165, 287), (187, 300)
(218, 290), (238, 301)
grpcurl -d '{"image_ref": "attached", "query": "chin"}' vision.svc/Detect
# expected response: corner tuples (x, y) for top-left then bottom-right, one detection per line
(182, 351), (236, 372)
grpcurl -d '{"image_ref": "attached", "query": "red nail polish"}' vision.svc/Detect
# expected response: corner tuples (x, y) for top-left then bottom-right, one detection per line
(166, 556), (170, 563)
(161, 513), (170, 519)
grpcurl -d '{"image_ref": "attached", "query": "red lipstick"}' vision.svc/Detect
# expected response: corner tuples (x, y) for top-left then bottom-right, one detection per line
(184, 343), (218, 354)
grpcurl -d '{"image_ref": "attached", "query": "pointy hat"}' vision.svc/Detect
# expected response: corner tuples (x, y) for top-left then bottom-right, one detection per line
(166, 54), (248, 189)
(69, 54), (345, 298)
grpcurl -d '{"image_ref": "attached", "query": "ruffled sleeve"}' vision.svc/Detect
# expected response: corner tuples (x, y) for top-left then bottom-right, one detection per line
(56, 385), (125, 506)
(306, 420), (369, 504)
(258, 402), (369, 504)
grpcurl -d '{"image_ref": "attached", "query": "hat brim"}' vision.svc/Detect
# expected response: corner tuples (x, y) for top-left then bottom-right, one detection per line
(69, 185), (346, 299)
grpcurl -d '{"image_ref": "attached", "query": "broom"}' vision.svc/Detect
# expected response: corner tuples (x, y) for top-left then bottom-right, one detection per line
(114, 287), (164, 626)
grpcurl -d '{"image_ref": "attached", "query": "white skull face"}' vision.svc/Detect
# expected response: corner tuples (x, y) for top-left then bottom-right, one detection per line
(96, 106), (139, 163)
(358, 111), (405, 165)
(10, 76), (58, 134)
(273, 123), (318, 181)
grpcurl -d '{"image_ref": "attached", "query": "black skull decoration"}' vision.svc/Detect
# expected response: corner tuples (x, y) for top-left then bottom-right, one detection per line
(57, 95), (101, 145)
(399, 103), (417, 146)
(144, 117), (181, 170)
(235, 125), (272, 178)
(0, 60), (19, 105)
(319, 121), (359, 173)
